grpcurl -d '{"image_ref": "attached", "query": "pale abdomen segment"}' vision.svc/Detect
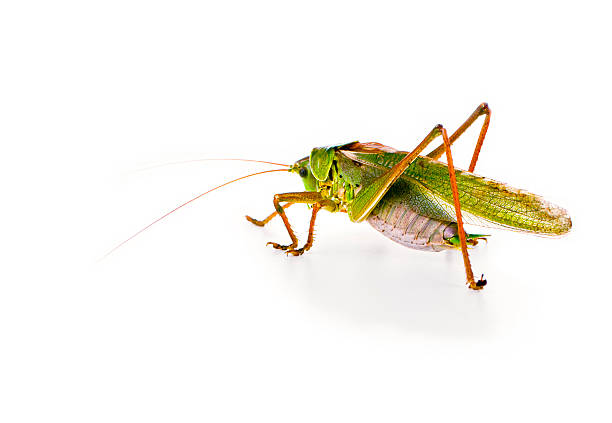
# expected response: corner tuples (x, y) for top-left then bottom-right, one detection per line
(367, 199), (462, 252)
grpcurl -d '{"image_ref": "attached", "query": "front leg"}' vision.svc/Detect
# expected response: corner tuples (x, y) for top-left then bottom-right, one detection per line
(265, 192), (326, 253)
(246, 202), (294, 226)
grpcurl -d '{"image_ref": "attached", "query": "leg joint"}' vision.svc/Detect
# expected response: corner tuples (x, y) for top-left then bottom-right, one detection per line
(432, 124), (445, 137)
(273, 194), (284, 214)
(478, 102), (490, 115)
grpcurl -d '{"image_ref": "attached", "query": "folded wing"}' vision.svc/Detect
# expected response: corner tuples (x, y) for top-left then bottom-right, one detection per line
(340, 146), (572, 236)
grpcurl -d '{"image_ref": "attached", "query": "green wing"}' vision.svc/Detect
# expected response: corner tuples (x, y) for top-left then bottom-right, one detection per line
(339, 149), (572, 236)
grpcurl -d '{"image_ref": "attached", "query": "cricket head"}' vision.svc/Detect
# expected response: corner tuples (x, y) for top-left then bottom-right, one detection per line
(290, 156), (318, 192)
(290, 146), (336, 192)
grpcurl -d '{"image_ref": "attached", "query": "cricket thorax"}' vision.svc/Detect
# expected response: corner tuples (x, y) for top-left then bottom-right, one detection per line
(314, 159), (357, 213)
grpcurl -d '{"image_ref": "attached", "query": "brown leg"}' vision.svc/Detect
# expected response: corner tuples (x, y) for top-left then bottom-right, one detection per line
(347, 122), (485, 289)
(265, 192), (328, 252)
(286, 203), (321, 256)
(426, 103), (491, 172)
(246, 203), (294, 226)
(439, 126), (485, 290)
(348, 125), (448, 222)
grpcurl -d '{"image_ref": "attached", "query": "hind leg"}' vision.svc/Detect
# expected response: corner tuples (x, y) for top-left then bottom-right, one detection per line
(426, 102), (491, 172)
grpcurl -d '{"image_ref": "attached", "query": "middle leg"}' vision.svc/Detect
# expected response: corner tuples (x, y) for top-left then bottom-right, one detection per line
(265, 191), (330, 253)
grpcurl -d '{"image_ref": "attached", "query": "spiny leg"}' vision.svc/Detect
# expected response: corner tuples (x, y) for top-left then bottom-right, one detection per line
(347, 123), (484, 289)
(286, 203), (321, 256)
(349, 124), (449, 222)
(438, 125), (485, 290)
(265, 192), (327, 252)
(426, 103), (491, 172)
(246, 202), (294, 227)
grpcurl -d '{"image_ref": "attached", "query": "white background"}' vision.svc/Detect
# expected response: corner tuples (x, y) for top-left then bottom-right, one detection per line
(1, 1), (610, 422)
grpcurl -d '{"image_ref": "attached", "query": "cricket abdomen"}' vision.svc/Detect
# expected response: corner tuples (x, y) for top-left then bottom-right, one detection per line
(367, 200), (460, 252)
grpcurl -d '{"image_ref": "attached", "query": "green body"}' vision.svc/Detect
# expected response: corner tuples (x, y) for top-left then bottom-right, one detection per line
(291, 142), (571, 244)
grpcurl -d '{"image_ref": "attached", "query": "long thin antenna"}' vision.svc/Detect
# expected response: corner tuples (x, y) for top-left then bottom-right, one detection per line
(134, 158), (290, 172)
(102, 168), (288, 260)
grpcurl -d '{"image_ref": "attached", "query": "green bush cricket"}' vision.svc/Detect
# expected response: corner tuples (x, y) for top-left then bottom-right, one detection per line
(108, 103), (572, 290)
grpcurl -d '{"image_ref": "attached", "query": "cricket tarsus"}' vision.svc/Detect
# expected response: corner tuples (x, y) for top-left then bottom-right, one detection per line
(476, 275), (487, 288)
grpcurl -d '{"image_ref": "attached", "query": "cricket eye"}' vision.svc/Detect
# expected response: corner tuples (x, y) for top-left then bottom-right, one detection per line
(299, 168), (308, 178)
